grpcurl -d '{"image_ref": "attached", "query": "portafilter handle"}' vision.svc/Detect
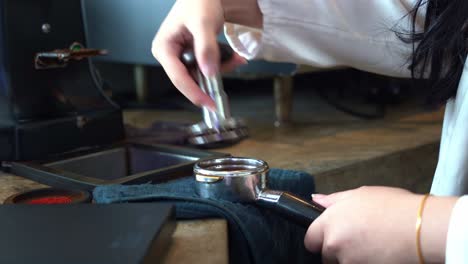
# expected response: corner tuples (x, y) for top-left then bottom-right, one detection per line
(181, 44), (234, 129)
(257, 190), (325, 227)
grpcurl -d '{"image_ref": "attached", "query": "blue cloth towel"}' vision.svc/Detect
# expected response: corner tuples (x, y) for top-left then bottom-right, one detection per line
(93, 168), (322, 264)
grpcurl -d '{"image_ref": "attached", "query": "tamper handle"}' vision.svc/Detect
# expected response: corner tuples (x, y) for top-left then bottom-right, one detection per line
(181, 43), (234, 67)
(219, 43), (234, 64)
(180, 43), (234, 127)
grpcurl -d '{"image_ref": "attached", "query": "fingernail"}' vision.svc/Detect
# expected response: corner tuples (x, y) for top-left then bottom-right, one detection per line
(197, 100), (217, 112)
(311, 193), (326, 200)
(200, 63), (219, 77)
(206, 103), (217, 112)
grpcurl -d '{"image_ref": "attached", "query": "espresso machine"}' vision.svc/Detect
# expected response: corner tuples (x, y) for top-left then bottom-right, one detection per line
(0, 0), (224, 190)
(0, 0), (125, 161)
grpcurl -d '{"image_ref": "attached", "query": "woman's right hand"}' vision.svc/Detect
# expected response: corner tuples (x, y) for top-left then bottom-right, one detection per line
(151, 0), (250, 110)
(306, 187), (457, 263)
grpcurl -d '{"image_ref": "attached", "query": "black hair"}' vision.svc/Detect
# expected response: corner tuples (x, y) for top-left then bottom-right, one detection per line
(399, 0), (468, 106)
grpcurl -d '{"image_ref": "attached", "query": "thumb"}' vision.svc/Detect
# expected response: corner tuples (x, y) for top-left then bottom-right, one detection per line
(185, 1), (223, 77)
(304, 215), (325, 253)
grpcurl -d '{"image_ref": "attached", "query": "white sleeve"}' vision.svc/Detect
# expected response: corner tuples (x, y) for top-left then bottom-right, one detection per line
(446, 196), (468, 264)
(224, 0), (425, 78)
(430, 61), (468, 196)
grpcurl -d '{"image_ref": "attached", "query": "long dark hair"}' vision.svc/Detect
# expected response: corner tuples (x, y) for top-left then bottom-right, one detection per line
(400, 0), (468, 106)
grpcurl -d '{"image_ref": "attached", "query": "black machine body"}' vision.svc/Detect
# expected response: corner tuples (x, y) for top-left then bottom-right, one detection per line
(0, 0), (124, 161)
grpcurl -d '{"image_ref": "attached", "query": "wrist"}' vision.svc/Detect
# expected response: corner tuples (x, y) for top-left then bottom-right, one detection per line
(221, 0), (263, 28)
(420, 196), (457, 263)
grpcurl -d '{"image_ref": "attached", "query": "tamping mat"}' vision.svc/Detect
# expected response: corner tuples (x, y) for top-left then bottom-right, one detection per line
(93, 168), (322, 264)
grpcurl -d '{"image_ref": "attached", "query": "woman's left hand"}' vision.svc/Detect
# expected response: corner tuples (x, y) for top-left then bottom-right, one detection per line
(305, 186), (456, 264)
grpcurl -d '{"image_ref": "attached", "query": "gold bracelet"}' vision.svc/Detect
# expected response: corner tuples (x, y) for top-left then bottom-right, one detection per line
(416, 194), (430, 264)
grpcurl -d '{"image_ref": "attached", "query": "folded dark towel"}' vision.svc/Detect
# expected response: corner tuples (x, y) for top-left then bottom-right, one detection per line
(93, 168), (321, 264)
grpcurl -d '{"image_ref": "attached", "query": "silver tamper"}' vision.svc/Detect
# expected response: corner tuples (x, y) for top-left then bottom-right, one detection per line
(181, 44), (248, 148)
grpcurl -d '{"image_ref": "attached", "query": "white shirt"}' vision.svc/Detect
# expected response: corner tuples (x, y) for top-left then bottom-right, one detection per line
(224, 0), (468, 262)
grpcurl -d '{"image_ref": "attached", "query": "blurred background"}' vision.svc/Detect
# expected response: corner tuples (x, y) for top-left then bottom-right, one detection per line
(83, 0), (424, 124)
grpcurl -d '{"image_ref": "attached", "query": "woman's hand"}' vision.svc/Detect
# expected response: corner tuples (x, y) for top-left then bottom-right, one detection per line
(305, 186), (457, 263)
(152, 0), (262, 110)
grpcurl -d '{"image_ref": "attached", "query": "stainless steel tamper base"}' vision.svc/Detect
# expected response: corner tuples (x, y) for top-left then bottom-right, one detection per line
(187, 118), (249, 148)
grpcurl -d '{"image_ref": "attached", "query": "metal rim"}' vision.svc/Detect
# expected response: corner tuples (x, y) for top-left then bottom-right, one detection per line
(194, 157), (269, 180)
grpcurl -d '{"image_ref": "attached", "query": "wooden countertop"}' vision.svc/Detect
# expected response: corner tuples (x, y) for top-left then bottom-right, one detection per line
(124, 102), (443, 193)
(0, 95), (443, 263)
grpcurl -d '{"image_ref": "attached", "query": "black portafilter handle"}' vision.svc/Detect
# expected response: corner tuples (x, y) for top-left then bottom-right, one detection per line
(259, 191), (325, 227)
(181, 43), (235, 68)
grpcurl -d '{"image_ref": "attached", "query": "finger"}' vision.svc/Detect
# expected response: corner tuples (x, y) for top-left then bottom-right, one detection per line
(191, 27), (220, 77)
(167, 59), (216, 110)
(311, 193), (327, 200)
(184, 2), (224, 77)
(312, 190), (355, 208)
(154, 40), (216, 110)
(306, 214), (339, 264)
(304, 216), (325, 253)
(220, 54), (248, 73)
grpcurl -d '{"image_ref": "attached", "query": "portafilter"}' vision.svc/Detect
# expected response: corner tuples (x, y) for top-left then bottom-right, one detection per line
(194, 157), (325, 227)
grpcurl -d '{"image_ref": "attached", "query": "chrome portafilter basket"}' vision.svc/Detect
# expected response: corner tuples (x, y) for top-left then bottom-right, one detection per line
(194, 157), (325, 227)
(181, 44), (248, 148)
